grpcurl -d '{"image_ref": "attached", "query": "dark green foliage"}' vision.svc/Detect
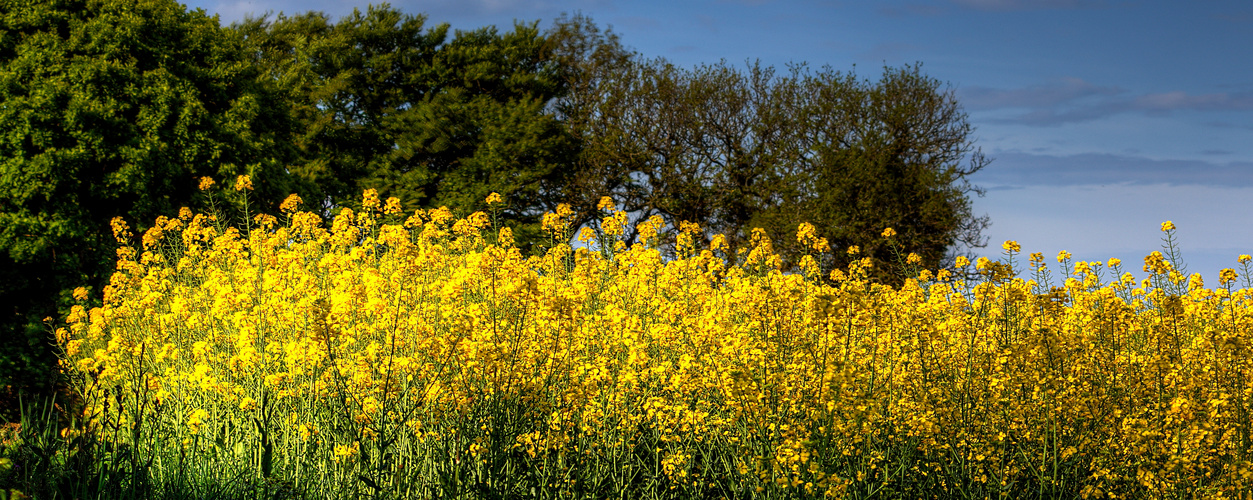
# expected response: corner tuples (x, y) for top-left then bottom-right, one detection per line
(548, 15), (989, 280)
(234, 4), (577, 246)
(0, 0), (298, 397)
(758, 65), (991, 281)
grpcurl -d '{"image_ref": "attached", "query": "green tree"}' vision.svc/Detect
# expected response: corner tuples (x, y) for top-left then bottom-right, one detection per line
(772, 65), (991, 281)
(548, 16), (987, 279)
(0, 0), (298, 396)
(235, 4), (576, 245)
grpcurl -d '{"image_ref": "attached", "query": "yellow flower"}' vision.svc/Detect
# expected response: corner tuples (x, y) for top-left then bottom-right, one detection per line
(280, 194), (303, 213)
(846, 245), (860, 256)
(577, 226), (596, 244)
(1160, 220), (1176, 232)
(881, 227), (896, 238)
(796, 222), (816, 243)
(954, 255), (970, 268)
(188, 409), (209, 435)
(1239, 254), (1251, 264)
(485, 192), (503, 205)
(1107, 257), (1121, 268)
(198, 176), (215, 191)
(72, 287), (88, 301)
(384, 197), (402, 215)
(59, 187), (1253, 496)
(234, 175), (253, 192)
(361, 188), (380, 210)
(597, 196), (615, 212)
(1001, 240), (1020, 253)
(110, 217), (131, 243)
(334, 442), (359, 462)
(497, 227), (514, 247)
(1057, 250), (1071, 263)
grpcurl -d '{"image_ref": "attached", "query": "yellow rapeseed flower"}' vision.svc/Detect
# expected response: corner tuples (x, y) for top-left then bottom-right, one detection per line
(597, 196), (615, 212)
(384, 196), (402, 215)
(56, 189), (1253, 498)
(188, 409), (209, 435)
(279, 194), (303, 213)
(1160, 220), (1176, 232)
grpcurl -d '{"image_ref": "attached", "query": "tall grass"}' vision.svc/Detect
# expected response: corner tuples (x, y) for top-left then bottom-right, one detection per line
(4, 184), (1252, 499)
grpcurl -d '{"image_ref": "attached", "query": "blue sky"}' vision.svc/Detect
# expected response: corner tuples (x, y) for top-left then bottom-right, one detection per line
(185, 0), (1253, 281)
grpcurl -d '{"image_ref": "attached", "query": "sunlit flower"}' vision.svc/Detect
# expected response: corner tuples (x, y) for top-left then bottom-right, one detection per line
(279, 194), (303, 213)
(234, 175), (253, 192)
(384, 197), (402, 215)
(57, 189), (1253, 498)
(597, 196), (615, 212)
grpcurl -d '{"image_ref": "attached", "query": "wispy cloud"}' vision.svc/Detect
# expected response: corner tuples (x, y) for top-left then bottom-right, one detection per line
(1207, 120), (1253, 131)
(950, 0), (1103, 11)
(858, 42), (922, 62)
(1213, 10), (1253, 23)
(961, 77), (1123, 111)
(961, 78), (1253, 126)
(695, 14), (718, 32)
(882, 0), (1101, 16)
(878, 4), (948, 17)
(973, 151), (1253, 188)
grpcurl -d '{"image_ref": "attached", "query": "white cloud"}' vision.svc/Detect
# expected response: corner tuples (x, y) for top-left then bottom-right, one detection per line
(973, 151), (1253, 188)
(951, 0), (1102, 11)
(961, 78), (1253, 126)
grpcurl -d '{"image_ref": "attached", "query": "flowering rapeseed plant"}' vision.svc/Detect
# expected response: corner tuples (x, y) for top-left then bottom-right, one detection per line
(55, 194), (1253, 499)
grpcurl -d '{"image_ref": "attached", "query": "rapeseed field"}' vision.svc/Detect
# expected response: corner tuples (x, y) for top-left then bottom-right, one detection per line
(40, 178), (1253, 498)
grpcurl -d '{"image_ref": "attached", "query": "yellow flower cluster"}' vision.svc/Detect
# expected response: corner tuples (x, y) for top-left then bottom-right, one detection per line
(59, 200), (1253, 498)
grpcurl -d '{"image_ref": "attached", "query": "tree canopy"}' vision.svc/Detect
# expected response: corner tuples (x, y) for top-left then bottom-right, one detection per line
(547, 14), (989, 280)
(0, 0), (298, 392)
(233, 5), (577, 244)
